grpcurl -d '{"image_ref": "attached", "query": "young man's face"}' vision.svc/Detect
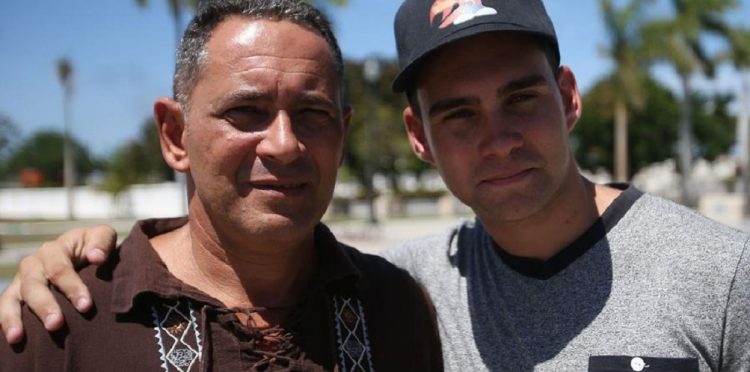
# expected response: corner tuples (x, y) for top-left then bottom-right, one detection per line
(404, 32), (581, 224)
(179, 17), (349, 246)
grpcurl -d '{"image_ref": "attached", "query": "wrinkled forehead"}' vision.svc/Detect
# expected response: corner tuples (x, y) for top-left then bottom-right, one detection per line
(207, 17), (338, 74)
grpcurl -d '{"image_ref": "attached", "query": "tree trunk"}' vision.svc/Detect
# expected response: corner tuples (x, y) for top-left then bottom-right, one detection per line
(614, 99), (629, 182)
(677, 74), (694, 206)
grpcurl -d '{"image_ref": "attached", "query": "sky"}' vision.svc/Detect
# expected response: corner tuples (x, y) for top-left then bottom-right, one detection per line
(1, 0), (749, 158)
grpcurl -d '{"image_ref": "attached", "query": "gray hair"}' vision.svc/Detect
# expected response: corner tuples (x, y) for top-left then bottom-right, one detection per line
(173, 0), (344, 110)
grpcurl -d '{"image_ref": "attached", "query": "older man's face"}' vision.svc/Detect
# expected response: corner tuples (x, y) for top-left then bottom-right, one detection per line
(183, 17), (348, 246)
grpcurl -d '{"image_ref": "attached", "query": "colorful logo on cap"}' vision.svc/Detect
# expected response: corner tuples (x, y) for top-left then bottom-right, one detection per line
(429, 0), (498, 29)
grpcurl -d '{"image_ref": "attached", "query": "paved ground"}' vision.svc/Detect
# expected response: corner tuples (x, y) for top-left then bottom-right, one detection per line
(0, 216), (467, 292)
(1, 214), (748, 293)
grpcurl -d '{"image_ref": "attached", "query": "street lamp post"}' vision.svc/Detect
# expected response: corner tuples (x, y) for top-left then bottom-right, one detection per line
(57, 58), (76, 220)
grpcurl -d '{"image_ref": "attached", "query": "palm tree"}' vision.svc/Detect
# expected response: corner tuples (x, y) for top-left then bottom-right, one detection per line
(723, 30), (750, 203)
(56, 57), (76, 220)
(642, 0), (746, 205)
(599, 0), (652, 181)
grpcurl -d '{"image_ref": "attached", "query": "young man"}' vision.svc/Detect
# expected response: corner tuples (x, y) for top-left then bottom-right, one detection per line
(3, 0), (749, 371)
(0, 1), (441, 371)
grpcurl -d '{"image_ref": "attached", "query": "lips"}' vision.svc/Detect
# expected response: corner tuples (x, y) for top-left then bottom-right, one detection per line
(252, 182), (306, 190)
(246, 176), (309, 194)
(478, 168), (533, 186)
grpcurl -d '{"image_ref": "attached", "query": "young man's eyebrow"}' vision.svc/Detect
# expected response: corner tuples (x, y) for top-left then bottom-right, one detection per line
(426, 75), (549, 117)
(499, 74), (548, 96)
(428, 97), (480, 117)
(298, 92), (336, 108)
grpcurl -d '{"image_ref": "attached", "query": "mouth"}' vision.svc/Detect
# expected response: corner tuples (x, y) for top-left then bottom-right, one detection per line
(252, 182), (307, 191)
(479, 168), (533, 187)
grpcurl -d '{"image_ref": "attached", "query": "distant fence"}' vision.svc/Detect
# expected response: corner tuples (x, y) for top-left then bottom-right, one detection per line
(0, 183), (186, 220)
(0, 182), (473, 221)
(0, 181), (745, 230)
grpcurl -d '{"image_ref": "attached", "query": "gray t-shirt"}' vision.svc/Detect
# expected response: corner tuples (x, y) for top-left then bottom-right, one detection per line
(384, 187), (750, 371)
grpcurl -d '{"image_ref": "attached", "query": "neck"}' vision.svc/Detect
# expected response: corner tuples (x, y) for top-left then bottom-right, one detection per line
(150, 203), (317, 325)
(480, 169), (621, 261)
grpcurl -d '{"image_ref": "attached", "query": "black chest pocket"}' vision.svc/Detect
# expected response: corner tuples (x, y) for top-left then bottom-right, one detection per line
(589, 355), (699, 372)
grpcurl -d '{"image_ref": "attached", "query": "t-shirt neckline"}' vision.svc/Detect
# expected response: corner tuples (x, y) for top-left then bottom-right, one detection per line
(491, 183), (642, 280)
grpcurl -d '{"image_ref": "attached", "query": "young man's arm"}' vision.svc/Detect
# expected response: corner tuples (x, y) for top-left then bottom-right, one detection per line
(0, 225), (117, 344)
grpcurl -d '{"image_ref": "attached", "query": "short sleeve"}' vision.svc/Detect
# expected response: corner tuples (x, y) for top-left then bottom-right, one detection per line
(721, 236), (750, 371)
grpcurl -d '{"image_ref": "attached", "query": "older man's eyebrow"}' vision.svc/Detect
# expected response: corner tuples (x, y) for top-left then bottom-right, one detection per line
(209, 90), (271, 111)
(499, 74), (549, 96)
(428, 96), (480, 117)
(222, 89), (271, 104)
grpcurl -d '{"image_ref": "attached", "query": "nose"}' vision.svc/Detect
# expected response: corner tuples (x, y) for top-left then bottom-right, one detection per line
(256, 111), (301, 165)
(478, 113), (523, 158)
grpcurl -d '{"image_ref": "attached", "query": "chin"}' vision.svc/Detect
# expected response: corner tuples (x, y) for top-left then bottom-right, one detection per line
(247, 211), (319, 235)
(470, 188), (549, 221)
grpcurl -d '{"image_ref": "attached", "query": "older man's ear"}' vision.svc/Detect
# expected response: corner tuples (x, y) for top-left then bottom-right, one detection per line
(153, 97), (190, 173)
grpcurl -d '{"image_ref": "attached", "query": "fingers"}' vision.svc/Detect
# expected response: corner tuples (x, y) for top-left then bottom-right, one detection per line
(17, 255), (66, 332)
(36, 240), (92, 313)
(33, 224), (116, 313)
(58, 224), (118, 267)
(0, 224), (118, 344)
(0, 276), (25, 344)
(82, 224), (118, 265)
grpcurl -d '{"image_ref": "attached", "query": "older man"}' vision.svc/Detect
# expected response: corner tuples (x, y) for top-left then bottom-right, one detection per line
(4, 0), (750, 371)
(0, 1), (441, 371)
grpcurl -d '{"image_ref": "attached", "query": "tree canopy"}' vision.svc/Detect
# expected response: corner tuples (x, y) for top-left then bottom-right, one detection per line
(5, 131), (101, 187)
(100, 118), (174, 195)
(342, 59), (431, 195)
(575, 76), (735, 175)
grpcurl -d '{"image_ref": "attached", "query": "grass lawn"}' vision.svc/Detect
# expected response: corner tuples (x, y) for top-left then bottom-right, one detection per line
(0, 263), (17, 278)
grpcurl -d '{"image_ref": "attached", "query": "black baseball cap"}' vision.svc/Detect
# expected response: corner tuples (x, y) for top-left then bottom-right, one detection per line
(392, 0), (560, 93)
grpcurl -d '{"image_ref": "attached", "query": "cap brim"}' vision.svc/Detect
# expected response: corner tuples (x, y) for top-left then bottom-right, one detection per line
(392, 23), (558, 93)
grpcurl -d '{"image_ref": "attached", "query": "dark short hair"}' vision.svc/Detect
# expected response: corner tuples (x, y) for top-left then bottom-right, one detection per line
(405, 34), (560, 116)
(173, 0), (344, 109)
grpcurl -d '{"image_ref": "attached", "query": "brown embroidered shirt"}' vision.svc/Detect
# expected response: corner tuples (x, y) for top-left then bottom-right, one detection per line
(1, 218), (442, 372)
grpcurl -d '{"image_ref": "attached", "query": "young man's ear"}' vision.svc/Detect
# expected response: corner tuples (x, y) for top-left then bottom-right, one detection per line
(403, 106), (435, 165)
(153, 97), (190, 172)
(557, 66), (582, 132)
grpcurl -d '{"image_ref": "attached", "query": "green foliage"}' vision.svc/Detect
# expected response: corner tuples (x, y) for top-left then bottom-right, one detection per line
(575, 76), (736, 175)
(6, 131), (101, 186)
(641, 0), (750, 73)
(136, 118), (174, 181)
(342, 59), (429, 193)
(600, 0), (652, 108)
(0, 115), (19, 158)
(692, 93), (736, 160)
(0, 114), (20, 180)
(100, 118), (173, 195)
